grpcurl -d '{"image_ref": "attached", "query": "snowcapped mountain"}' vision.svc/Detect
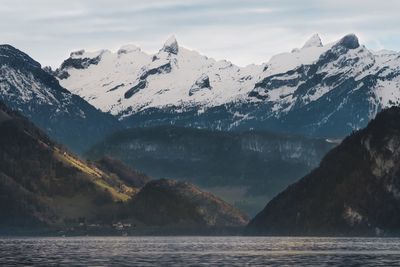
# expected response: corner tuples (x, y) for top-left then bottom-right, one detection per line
(0, 45), (121, 153)
(56, 36), (260, 116)
(249, 33), (400, 136)
(56, 34), (400, 138)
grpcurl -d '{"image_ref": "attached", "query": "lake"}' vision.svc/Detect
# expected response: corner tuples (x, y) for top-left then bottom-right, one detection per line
(1, 236), (400, 266)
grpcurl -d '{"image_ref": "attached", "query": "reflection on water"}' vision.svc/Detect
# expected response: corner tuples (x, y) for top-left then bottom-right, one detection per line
(1, 236), (400, 266)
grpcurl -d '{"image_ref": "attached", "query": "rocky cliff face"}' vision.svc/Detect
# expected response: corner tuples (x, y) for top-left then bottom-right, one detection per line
(247, 107), (400, 236)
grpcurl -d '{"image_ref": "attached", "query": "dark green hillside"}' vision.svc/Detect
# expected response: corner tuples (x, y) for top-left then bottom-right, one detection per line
(0, 102), (247, 234)
(0, 102), (135, 229)
(129, 179), (248, 227)
(247, 107), (400, 236)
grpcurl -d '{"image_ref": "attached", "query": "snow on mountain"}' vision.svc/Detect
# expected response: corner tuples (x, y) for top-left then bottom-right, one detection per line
(370, 49), (400, 108)
(0, 44), (121, 153)
(252, 34), (370, 114)
(262, 34), (333, 77)
(161, 35), (179, 54)
(262, 34), (400, 116)
(58, 37), (261, 117)
(56, 34), (400, 138)
(245, 33), (400, 137)
(302, 33), (323, 49)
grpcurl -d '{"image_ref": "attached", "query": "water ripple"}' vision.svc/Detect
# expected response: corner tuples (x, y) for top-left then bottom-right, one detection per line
(1, 236), (400, 266)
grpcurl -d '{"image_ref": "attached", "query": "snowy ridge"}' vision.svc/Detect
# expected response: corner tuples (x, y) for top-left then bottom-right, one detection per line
(263, 34), (333, 77)
(252, 34), (400, 118)
(56, 34), (400, 137)
(302, 34), (323, 49)
(58, 37), (261, 116)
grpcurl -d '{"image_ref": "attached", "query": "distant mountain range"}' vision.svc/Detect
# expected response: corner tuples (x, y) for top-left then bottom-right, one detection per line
(87, 126), (334, 215)
(247, 107), (400, 236)
(2, 33), (400, 148)
(0, 102), (246, 234)
(55, 33), (400, 138)
(2, 34), (400, 235)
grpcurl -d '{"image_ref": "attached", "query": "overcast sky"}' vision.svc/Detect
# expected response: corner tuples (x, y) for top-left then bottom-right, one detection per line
(1, 0), (399, 67)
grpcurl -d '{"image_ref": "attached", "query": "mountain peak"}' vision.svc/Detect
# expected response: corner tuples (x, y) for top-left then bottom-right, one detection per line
(70, 49), (85, 57)
(337, 33), (359, 49)
(118, 44), (141, 55)
(0, 44), (41, 69)
(302, 34), (323, 49)
(161, 35), (179, 54)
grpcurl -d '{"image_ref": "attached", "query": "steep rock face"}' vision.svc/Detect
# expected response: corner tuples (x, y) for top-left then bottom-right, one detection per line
(189, 74), (212, 96)
(129, 179), (248, 227)
(247, 107), (400, 236)
(161, 36), (179, 55)
(57, 34), (400, 139)
(58, 49), (103, 72)
(86, 126), (334, 215)
(0, 45), (122, 153)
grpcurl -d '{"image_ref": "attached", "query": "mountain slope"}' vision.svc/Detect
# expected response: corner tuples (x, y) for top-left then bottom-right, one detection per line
(57, 34), (400, 138)
(0, 103), (247, 233)
(86, 126), (334, 215)
(129, 179), (248, 228)
(0, 44), (122, 153)
(94, 156), (150, 188)
(247, 107), (400, 236)
(0, 102), (134, 229)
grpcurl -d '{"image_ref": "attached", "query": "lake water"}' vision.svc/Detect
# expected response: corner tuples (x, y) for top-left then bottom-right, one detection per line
(1, 236), (400, 266)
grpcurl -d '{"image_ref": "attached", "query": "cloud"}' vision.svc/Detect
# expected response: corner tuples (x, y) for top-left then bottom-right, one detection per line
(0, 0), (399, 67)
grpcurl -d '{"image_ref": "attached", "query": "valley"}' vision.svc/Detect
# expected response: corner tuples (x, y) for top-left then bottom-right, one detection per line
(86, 126), (334, 215)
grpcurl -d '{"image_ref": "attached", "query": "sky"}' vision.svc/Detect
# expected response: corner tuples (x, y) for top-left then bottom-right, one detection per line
(1, 0), (400, 68)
